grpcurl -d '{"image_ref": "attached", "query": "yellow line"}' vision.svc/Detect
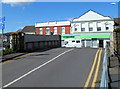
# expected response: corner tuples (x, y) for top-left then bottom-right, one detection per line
(83, 48), (100, 89)
(0, 53), (34, 65)
(91, 48), (102, 88)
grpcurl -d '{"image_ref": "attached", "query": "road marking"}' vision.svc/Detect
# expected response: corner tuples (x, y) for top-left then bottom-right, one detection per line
(2, 48), (73, 88)
(91, 48), (102, 88)
(1, 53), (34, 65)
(83, 48), (100, 89)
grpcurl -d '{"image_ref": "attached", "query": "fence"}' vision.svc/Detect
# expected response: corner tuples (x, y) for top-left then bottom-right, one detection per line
(100, 46), (109, 88)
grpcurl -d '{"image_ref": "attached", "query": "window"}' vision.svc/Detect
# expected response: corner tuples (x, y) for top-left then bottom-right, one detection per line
(61, 27), (65, 34)
(54, 27), (57, 35)
(46, 28), (50, 35)
(89, 22), (93, 31)
(89, 27), (93, 31)
(76, 40), (80, 43)
(106, 27), (109, 30)
(81, 28), (85, 32)
(75, 28), (77, 31)
(81, 23), (85, 32)
(97, 27), (101, 31)
(72, 40), (75, 42)
(39, 28), (43, 35)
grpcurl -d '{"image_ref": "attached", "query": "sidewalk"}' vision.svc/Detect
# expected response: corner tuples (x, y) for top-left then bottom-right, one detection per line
(2, 53), (27, 62)
(108, 55), (120, 89)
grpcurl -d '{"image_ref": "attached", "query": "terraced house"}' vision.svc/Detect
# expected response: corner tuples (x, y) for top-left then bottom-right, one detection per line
(35, 10), (114, 48)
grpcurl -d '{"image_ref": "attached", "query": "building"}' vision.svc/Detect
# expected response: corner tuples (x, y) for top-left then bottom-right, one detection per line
(35, 21), (71, 35)
(35, 10), (114, 48)
(62, 10), (114, 48)
(18, 26), (36, 34)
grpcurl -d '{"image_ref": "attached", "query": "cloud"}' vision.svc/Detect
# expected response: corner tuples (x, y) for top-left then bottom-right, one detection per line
(2, 0), (36, 7)
(65, 17), (74, 21)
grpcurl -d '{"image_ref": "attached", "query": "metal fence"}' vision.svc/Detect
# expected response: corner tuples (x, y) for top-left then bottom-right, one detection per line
(100, 46), (108, 88)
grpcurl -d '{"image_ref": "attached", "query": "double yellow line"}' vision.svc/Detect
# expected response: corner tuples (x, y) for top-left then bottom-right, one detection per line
(84, 48), (102, 89)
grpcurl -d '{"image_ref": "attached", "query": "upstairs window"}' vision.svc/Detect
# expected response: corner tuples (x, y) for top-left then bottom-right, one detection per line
(89, 27), (93, 31)
(81, 28), (85, 32)
(106, 27), (109, 30)
(61, 27), (65, 34)
(46, 28), (50, 35)
(97, 27), (101, 31)
(54, 27), (57, 35)
(75, 28), (77, 31)
(39, 28), (43, 35)
(89, 22), (93, 31)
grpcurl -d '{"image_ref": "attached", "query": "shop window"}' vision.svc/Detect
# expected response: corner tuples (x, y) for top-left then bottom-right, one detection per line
(76, 40), (80, 43)
(72, 40), (75, 42)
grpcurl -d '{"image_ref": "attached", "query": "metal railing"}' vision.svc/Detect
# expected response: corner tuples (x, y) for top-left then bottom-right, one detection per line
(100, 46), (109, 88)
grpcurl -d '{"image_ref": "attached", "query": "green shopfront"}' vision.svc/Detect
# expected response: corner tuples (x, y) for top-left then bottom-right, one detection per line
(61, 33), (111, 48)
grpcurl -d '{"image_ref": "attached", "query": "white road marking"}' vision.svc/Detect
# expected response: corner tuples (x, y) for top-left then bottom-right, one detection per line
(3, 48), (73, 88)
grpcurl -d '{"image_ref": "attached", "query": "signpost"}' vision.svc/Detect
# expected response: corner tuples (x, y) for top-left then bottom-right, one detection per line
(0, 16), (5, 61)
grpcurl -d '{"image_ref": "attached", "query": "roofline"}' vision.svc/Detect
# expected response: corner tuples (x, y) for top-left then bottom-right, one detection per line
(72, 9), (112, 21)
(71, 19), (114, 23)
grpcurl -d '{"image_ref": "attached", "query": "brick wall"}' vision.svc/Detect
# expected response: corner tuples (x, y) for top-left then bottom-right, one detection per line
(35, 25), (70, 35)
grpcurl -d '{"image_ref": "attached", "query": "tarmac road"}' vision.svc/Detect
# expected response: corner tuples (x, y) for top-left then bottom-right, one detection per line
(2, 48), (98, 87)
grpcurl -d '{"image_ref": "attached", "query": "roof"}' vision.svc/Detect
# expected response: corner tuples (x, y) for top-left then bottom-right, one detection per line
(21, 26), (35, 32)
(72, 10), (112, 22)
(4, 31), (23, 35)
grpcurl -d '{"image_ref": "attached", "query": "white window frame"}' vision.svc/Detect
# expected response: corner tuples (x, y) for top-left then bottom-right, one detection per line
(54, 27), (57, 35)
(46, 27), (50, 35)
(61, 27), (65, 34)
(39, 28), (43, 35)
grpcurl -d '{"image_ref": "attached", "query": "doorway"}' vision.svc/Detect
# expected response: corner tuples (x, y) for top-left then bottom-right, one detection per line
(99, 40), (103, 47)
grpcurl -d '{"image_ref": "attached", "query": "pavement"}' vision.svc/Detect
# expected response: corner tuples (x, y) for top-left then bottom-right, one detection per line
(2, 48), (101, 87)
(2, 53), (26, 62)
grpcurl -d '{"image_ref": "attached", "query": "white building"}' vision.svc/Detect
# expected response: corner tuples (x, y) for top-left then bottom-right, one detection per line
(62, 10), (114, 48)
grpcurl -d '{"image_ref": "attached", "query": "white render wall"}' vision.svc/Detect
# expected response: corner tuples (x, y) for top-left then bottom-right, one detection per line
(35, 21), (70, 27)
(71, 20), (114, 33)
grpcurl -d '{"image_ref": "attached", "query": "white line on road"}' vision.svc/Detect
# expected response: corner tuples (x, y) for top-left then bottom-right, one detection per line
(2, 48), (73, 88)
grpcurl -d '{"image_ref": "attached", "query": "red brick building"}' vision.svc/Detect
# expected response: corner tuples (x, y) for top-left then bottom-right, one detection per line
(35, 21), (71, 35)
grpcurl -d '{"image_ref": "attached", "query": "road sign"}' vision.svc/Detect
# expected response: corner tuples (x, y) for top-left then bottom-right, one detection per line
(0, 23), (5, 29)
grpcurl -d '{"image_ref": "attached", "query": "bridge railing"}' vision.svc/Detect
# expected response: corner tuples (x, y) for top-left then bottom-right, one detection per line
(100, 46), (109, 88)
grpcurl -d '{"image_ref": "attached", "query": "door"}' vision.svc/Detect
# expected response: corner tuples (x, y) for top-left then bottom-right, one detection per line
(99, 40), (103, 47)
(81, 40), (85, 47)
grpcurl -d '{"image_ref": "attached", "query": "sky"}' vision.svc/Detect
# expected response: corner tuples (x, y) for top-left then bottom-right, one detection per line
(1, 2), (119, 33)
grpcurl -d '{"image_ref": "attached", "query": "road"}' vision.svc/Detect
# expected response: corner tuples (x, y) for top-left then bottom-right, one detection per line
(2, 48), (101, 87)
